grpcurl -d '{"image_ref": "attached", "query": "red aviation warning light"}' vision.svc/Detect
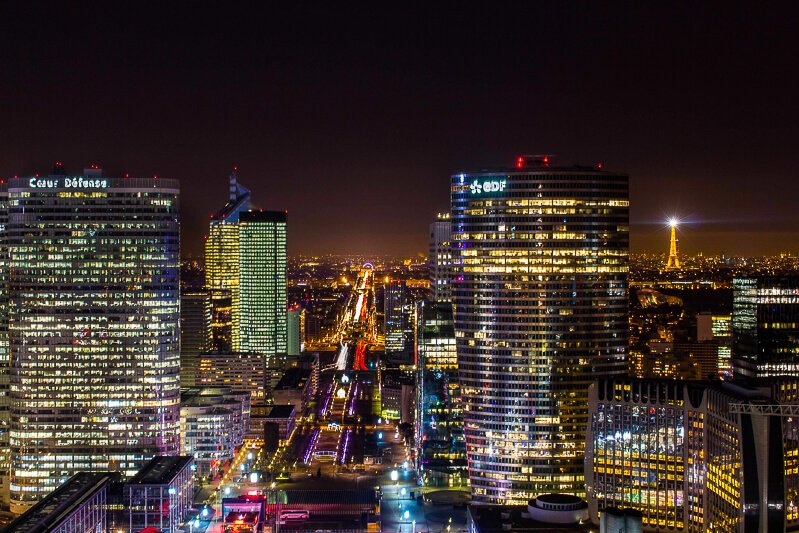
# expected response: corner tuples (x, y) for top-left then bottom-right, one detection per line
(516, 155), (555, 168)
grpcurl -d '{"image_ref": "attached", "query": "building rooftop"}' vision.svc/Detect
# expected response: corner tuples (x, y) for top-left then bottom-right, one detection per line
(5, 472), (117, 533)
(275, 367), (311, 390)
(278, 489), (376, 506)
(127, 455), (194, 485)
(468, 505), (596, 532)
(240, 210), (287, 223)
(266, 404), (296, 419)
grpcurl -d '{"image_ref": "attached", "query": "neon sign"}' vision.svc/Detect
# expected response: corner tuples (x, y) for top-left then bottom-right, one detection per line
(470, 179), (506, 195)
(29, 177), (109, 189)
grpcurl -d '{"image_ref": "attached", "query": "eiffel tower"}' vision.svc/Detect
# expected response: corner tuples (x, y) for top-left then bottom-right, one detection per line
(665, 219), (681, 270)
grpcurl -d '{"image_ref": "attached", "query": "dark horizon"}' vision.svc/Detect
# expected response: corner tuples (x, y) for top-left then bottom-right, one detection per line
(3, 3), (799, 257)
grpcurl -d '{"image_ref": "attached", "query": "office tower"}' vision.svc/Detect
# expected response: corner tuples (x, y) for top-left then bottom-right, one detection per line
(7, 165), (180, 512)
(414, 299), (465, 487)
(451, 156), (629, 503)
(206, 168), (250, 351)
(429, 213), (452, 303)
(712, 314), (733, 377)
(238, 210), (288, 358)
(205, 171), (288, 370)
(586, 378), (799, 532)
(665, 219), (681, 270)
(384, 279), (410, 353)
(0, 181), (8, 508)
(179, 290), (211, 387)
(733, 276), (799, 379)
(287, 304), (305, 356)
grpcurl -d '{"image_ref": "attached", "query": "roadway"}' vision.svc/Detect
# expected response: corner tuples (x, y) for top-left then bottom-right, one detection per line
(189, 264), (467, 532)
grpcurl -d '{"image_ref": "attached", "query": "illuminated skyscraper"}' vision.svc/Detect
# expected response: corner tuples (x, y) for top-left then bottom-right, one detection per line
(414, 300), (465, 487)
(205, 172), (288, 376)
(451, 156), (629, 503)
(238, 210), (288, 361)
(0, 181), (8, 507)
(733, 276), (799, 379)
(429, 213), (452, 303)
(384, 279), (410, 353)
(7, 165), (180, 512)
(205, 168), (250, 351)
(180, 290), (212, 387)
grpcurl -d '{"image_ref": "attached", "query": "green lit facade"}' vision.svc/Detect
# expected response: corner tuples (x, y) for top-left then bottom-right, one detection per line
(7, 168), (180, 513)
(239, 211), (288, 361)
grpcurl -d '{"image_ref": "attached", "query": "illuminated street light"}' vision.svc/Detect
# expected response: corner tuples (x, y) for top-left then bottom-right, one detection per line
(400, 487), (406, 496)
(390, 470), (399, 481)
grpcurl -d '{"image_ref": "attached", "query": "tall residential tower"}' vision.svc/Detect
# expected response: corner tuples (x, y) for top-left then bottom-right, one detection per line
(8, 165), (180, 512)
(451, 156), (629, 504)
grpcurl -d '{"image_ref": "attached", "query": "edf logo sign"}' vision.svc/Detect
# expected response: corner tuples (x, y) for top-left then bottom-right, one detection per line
(470, 179), (507, 195)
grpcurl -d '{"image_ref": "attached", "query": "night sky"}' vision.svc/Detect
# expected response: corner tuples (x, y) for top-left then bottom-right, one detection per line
(2, 3), (798, 257)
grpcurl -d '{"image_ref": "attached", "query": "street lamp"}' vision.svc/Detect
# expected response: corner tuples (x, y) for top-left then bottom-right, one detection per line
(390, 470), (399, 481)
(400, 487), (406, 497)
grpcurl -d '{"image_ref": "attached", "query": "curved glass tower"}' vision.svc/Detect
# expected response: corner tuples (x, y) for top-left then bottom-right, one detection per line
(7, 166), (180, 512)
(451, 156), (628, 504)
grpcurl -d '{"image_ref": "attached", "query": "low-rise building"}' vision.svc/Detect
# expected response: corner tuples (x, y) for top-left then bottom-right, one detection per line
(265, 404), (296, 441)
(466, 496), (593, 533)
(295, 352), (320, 396)
(273, 367), (312, 415)
(4, 472), (116, 533)
(196, 351), (267, 405)
(181, 387), (250, 476)
(381, 369), (414, 423)
(126, 455), (195, 533)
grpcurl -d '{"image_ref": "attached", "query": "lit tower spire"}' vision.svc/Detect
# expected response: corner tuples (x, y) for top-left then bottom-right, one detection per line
(665, 218), (681, 270)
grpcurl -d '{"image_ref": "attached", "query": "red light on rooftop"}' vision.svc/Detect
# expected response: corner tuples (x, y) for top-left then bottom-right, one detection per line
(597, 162), (603, 169)
(516, 156), (524, 169)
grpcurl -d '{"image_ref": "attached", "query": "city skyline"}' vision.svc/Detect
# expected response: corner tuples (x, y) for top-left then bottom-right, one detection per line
(3, 4), (799, 257)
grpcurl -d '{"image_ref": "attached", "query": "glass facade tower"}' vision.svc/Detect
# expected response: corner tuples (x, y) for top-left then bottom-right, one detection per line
(414, 299), (465, 487)
(238, 210), (288, 360)
(451, 156), (629, 503)
(384, 280), (410, 353)
(429, 213), (452, 303)
(206, 169), (250, 351)
(733, 276), (799, 379)
(7, 166), (180, 512)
